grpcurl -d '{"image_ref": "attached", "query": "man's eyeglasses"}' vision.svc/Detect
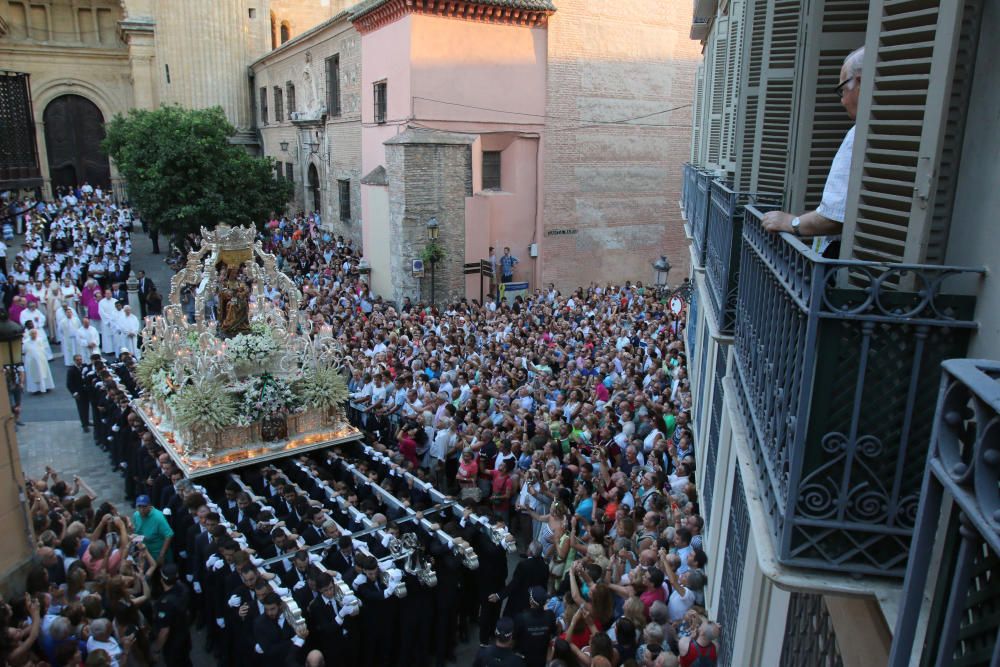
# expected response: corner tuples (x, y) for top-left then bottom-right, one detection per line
(834, 76), (859, 98)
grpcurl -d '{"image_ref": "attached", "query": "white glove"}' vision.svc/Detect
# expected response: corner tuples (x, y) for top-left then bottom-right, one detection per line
(380, 534), (392, 548)
(352, 573), (366, 588)
(293, 580), (306, 591)
(308, 553), (322, 565)
(179, 550), (187, 558)
(274, 587), (289, 597)
(291, 635), (305, 648)
(112, 424), (120, 432)
(162, 508), (172, 517)
(352, 539), (366, 551)
(206, 555), (220, 569)
(254, 643), (263, 654)
(185, 574), (193, 582)
(193, 581), (202, 594)
(387, 568), (403, 584)
(250, 557), (263, 567)
(211, 559), (224, 572)
(341, 593), (359, 607)
(383, 585), (394, 599)
(228, 594), (242, 608)
(217, 617), (226, 629)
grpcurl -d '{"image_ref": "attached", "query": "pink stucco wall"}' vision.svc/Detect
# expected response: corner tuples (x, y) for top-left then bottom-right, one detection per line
(360, 12), (548, 299)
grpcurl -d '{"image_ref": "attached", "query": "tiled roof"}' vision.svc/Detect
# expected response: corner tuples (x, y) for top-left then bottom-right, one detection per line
(350, 0), (556, 21)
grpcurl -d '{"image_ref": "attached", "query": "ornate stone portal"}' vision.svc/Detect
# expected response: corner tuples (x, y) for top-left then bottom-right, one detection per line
(133, 224), (361, 478)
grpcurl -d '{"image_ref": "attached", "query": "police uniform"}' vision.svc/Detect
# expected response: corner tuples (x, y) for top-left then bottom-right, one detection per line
(154, 582), (193, 667)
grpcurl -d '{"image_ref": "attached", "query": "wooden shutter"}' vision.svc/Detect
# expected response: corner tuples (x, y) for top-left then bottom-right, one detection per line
(751, 0), (805, 197)
(841, 0), (969, 264)
(735, 0), (765, 190)
(786, 0), (868, 213)
(692, 63), (706, 166)
(707, 17), (729, 169)
(722, 0), (744, 174)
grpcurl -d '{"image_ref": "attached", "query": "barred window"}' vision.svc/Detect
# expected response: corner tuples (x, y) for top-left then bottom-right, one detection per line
(286, 82), (296, 115)
(373, 81), (387, 124)
(274, 86), (284, 122)
(338, 179), (351, 221)
(482, 151), (501, 190)
(326, 55), (341, 117)
(259, 87), (268, 124)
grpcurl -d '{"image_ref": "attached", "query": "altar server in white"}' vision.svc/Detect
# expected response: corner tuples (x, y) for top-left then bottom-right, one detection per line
(24, 328), (55, 394)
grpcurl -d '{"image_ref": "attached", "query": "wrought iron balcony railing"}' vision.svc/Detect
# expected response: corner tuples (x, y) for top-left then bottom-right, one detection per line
(682, 163), (697, 222)
(890, 359), (1000, 666)
(685, 166), (713, 268)
(704, 180), (780, 336)
(732, 206), (982, 577)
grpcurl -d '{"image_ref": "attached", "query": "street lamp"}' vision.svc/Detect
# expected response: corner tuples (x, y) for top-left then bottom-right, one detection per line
(426, 217), (440, 306)
(279, 140), (290, 152)
(0, 309), (24, 367)
(652, 255), (672, 293)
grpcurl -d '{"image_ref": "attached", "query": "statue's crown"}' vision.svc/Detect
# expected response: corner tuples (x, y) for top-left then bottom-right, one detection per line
(201, 224), (255, 252)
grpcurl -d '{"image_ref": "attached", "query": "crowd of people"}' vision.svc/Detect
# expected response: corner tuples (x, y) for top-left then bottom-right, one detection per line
(2, 207), (720, 667)
(2, 187), (148, 421)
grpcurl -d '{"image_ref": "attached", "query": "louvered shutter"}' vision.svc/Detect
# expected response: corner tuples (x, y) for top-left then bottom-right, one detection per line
(692, 63), (706, 166)
(734, 0), (765, 190)
(722, 0), (744, 174)
(707, 18), (729, 169)
(841, 0), (969, 264)
(923, 0), (981, 264)
(751, 0), (805, 197)
(786, 0), (868, 214)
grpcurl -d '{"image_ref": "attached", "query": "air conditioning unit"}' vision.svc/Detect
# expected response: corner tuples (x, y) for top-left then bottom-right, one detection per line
(529, 243), (538, 257)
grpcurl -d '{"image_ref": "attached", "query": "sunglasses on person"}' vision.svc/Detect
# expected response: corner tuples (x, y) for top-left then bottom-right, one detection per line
(834, 76), (859, 98)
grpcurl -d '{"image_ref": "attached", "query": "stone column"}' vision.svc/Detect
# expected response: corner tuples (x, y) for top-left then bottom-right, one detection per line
(119, 17), (158, 109)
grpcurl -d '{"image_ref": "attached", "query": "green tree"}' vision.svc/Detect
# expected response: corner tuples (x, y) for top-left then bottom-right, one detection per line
(102, 106), (292, 244)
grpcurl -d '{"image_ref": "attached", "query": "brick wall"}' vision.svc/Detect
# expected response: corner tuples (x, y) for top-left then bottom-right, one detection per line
(542, 0), (701, 290)
(386, 134), (473, 305)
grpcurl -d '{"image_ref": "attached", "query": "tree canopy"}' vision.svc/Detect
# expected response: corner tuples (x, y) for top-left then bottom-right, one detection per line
(102, 106), (291, 243)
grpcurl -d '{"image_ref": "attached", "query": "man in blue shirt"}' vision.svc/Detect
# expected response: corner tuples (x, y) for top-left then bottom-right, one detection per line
(499, 247), (519, 284)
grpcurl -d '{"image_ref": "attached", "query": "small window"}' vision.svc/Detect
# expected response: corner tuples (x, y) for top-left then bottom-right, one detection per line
(326, 54), (341, 117)
(285, 162), (294, 182)
(482, 151), (501, 190)
(286, 82), (296, 115)
(259, 86), (268, 124)
(164, 64), (171, 84)
(274, 86), (284, 122)
(373, 81), (387, 124)
(338, 179), (351, 222)
(248, 8), (256, 18)
(280, 22), (290, 44)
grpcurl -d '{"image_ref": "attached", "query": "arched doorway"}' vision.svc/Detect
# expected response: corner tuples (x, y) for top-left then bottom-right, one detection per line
(308, 163), (321, 216)
(43, 94), (111, 192)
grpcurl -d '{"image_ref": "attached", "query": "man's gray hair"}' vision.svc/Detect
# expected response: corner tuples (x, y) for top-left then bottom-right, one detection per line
(49, 616), (72, 641)
(844, 47), (865, 78)
(90, 617), (111, 639)
(527, 541), (542, 558)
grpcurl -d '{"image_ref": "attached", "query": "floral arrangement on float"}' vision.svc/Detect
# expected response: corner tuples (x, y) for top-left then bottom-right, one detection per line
(132, 224), (359, 477)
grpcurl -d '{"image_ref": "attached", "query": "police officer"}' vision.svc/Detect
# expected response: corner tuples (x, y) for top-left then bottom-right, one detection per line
(513, 586), (557, 667)
(473, 617), (527, 667)
(152, 563), (193, 667)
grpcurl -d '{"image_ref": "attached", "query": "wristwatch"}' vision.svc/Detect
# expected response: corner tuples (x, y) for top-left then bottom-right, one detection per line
(791, 216), (802, 236)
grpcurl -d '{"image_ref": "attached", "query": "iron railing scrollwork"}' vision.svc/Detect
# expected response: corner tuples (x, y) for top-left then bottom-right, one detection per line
(717, 466), (750, 666)
(704, 180), (781, 336)
(890, 360), (1000, 666)
(779, 592), (845, 667)
(732, 206), (982, 577)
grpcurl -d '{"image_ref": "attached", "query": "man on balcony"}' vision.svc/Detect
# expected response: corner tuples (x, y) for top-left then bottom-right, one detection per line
(762, 47), (864, 257)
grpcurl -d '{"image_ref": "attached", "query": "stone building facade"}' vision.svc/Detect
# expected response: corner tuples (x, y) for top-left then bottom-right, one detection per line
(250, 12), (363, 246)
(0, 0), (323, 195)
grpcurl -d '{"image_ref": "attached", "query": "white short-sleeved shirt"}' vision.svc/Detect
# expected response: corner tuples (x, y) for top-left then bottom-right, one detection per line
(814, 125), (856, 253)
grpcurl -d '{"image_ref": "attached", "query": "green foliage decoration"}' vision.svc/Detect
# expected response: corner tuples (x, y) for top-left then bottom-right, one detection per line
(295, 366), (349, 411)
(169, 380), (239, 432)
(135, 348), (169, 394)
(102, 106), (292, 245)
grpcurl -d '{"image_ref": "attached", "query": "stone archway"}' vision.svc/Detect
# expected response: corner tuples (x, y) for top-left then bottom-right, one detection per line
(43, 94), (111, 191)
(308, 163), (321, 216)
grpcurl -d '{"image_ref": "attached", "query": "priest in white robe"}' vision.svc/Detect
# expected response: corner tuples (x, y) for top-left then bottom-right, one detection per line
(23, 328), (54, 394)
(118, 305), (141, 359)
(97, 290), (117, 354)
(58, 306), (81, 366)
(75, 317), (101, 360)
(110, 301), (127, 354)
(19, 303), (53, 361)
